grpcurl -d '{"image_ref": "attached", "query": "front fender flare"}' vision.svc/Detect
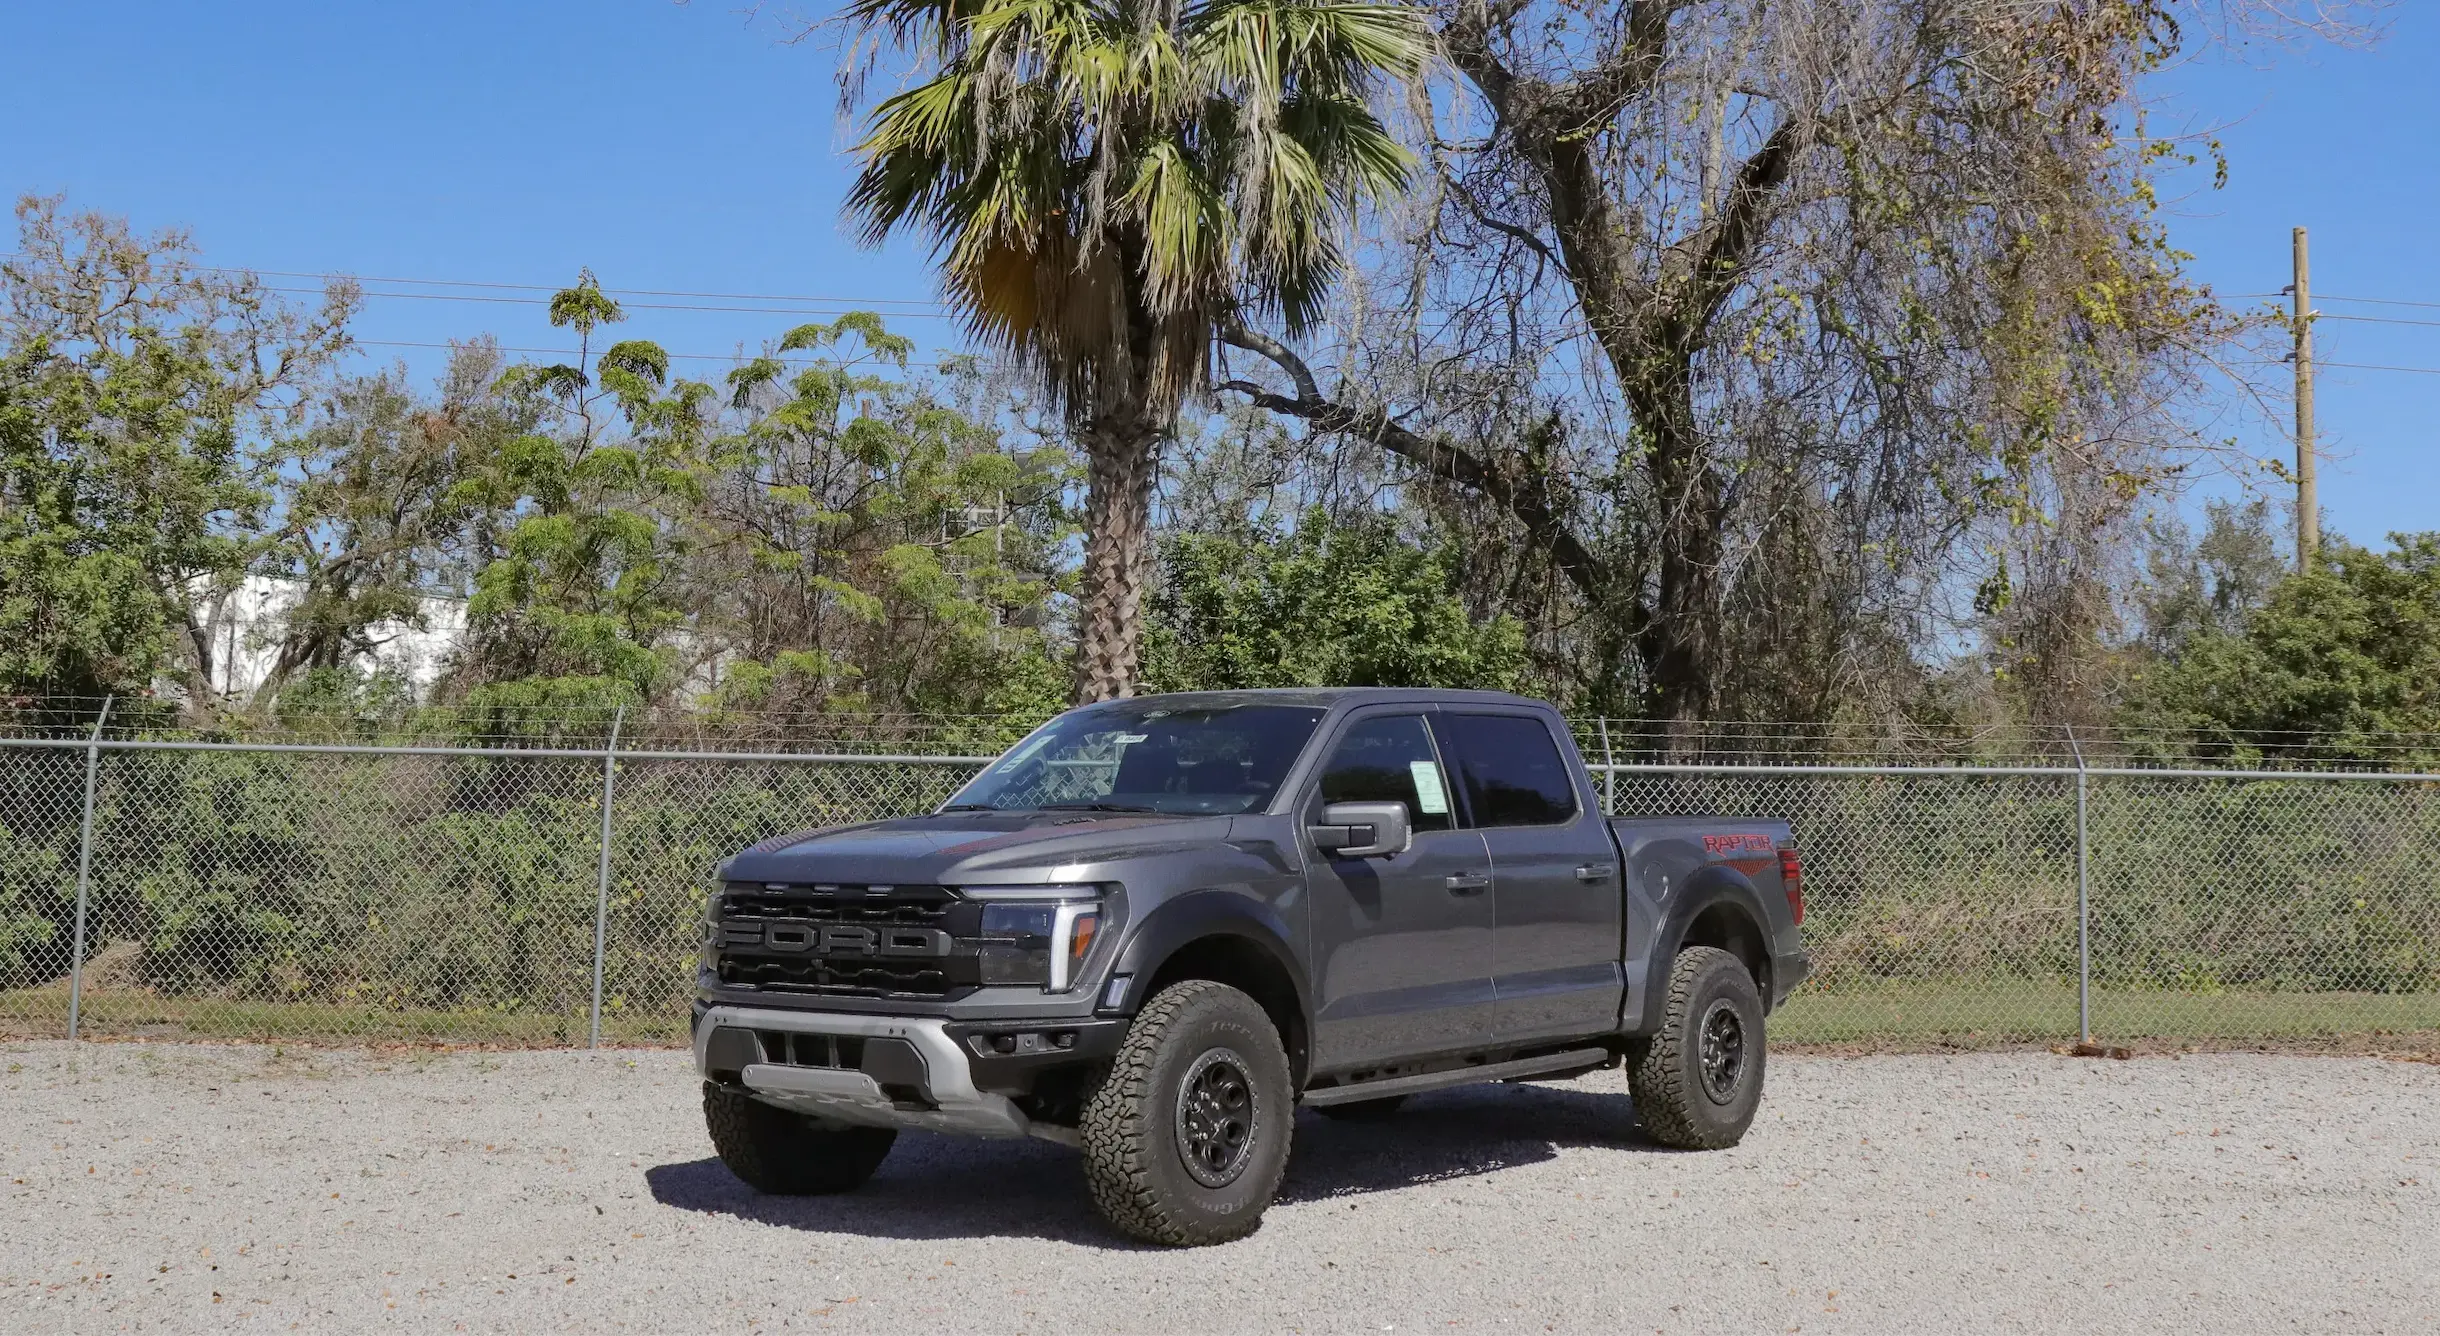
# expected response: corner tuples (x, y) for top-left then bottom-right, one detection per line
(1105, 889), (1310, 1028)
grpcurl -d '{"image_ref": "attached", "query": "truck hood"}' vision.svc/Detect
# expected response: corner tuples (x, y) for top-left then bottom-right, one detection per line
(719, 810), (1237, 887)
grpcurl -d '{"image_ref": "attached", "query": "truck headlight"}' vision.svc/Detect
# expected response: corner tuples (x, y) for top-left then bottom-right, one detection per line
(967, 886), (1102, 993)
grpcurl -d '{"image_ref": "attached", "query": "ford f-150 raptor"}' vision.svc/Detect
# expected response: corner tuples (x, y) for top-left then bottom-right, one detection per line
(693, 688), (1807, 1245)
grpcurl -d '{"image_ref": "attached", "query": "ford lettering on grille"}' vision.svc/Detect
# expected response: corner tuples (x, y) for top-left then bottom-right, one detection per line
(723, 921), (953, 958)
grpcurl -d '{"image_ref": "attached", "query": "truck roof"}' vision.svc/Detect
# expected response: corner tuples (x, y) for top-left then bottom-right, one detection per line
(1088, 687), (1555, 711)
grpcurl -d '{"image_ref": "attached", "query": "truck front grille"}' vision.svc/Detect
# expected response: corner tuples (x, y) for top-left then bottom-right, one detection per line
(716, 957), (955, 998)
(720, 883), (956, 924)
(712, 883), (980, 1000)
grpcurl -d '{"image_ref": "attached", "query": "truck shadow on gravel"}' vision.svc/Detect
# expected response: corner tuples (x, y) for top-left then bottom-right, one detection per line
(645, 1080), (1669, 1246)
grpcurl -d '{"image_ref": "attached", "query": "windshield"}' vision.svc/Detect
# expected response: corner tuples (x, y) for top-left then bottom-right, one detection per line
(946, 703), (1326, 816)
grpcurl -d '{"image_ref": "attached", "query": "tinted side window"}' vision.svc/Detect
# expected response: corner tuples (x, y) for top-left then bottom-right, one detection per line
(1316, 715), (1455, 833)
(1436, 713), (1578, 826)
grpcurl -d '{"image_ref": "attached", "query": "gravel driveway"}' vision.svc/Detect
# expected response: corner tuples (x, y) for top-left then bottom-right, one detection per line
(2, 1041), (2434, 1333)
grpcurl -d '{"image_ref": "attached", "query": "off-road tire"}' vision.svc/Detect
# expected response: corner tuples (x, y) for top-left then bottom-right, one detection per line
(702, 1083), (896, 1194)
(1625, 946), (1766, 1149)
(1313, 1094), (1408, 1122)
(1080, 979), (1293, 1246)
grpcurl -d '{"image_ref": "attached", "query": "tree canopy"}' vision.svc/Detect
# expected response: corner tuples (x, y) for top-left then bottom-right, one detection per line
(2, 0), (2420, 782)
(2132, 532), (2440, 767)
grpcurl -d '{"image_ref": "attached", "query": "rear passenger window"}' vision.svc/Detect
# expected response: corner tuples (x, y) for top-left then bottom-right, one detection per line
(1316, 715), (1455, 833)
(1435, 714), (1578, 826)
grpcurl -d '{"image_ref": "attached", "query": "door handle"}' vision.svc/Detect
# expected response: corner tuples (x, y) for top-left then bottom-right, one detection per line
(1575, 863), (1617, 883)
(1444, 871), (1491, 895)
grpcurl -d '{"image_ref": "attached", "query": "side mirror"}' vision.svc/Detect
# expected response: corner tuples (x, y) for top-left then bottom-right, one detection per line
(1309, 801), (1412, 858)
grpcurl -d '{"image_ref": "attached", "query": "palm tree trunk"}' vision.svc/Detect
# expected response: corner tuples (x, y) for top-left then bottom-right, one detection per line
(1073, 422), (1158, 703)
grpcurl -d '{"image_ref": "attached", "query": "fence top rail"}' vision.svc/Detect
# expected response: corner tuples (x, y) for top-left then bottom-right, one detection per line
(0, 736), (994, 765)
(1, 733), (2437, 782)
(1588, 761), (2440, 782)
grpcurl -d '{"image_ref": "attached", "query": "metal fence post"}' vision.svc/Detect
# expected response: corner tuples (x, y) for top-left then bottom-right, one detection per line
(65, 695), (114, 1041)
(2067, 725), (2092, 1043)
(1597, 717), (1617, 815)
(587, 706), (625, 1050)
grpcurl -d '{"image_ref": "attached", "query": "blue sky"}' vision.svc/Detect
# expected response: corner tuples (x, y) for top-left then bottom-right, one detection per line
(1, 3), (956, 370)
(4, 1), (2433, 548)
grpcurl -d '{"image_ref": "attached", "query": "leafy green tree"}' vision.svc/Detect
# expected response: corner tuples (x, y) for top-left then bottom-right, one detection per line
(2131, 498), (2288, 659)
(2129, 532), (2440, 767)
(0, 196), (353, 706)
(0, 814), (70, 986)
(450, 273), (702, 708)
(391, 292), (1078, 739)
(1143, 510), (1527, 692)
(249, 343), (518, 707)
(686, 317), (1074, 727)
(843, 0), (1428, 702)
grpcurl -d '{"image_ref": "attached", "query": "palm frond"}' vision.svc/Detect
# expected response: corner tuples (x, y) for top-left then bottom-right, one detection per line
(845, 0), (1427, 420)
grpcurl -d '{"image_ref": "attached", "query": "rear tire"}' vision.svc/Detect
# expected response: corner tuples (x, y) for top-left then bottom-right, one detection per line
(1081, 980), (1294, 1246)
(1312, 1094), (1408, 1122)
(702, 1083), (896, 1194)
(1625, 946), (1766, 1149)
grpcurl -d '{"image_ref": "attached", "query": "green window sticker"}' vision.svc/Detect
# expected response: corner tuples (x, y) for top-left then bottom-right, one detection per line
(1409, 760), (1450, 815)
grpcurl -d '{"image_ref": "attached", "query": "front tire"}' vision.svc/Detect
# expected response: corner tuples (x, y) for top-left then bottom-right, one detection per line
(1081, 980), (1294, 1246)
(702, 1083), (896, 1194)
(1625, 946), (1767, 1149)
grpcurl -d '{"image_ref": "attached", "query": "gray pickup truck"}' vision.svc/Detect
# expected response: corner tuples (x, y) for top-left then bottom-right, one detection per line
(693, 688), (1807, 1245)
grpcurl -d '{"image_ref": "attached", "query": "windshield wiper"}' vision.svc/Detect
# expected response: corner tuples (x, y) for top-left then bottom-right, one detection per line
(933, 803), (999, 813)
(1038, 801), (1163, 814)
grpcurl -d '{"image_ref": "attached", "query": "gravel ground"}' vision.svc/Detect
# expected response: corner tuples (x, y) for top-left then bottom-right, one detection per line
(2, 1042), (2435, 1334)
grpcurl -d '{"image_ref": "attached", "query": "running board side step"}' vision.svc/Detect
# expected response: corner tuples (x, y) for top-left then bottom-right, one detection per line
(1301, 1046), (1612, 1107)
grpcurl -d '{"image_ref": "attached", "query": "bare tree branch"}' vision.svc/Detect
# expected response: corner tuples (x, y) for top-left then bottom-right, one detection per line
(1218, 323), (1614, 606)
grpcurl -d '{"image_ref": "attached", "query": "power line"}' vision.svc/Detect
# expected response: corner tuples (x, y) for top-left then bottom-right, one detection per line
(2319, 360), (2440, 376)
(18, 249), (2440, 378)
(26, 246), (2440, 323)
(2315, 312), (2440, 330)
(251, 269), (946, 309)
(2312, 293), (2440, 312)
(353, 337), (964, 369)
(259, 284), (960, 320)
(0, 251), (950, 311)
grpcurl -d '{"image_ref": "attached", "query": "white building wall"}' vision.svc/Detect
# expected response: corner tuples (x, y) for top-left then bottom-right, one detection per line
(180, 576), (468, 701)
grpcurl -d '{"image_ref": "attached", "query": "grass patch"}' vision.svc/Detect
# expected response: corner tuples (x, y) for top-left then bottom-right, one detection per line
(1779, 978), (2440, 1045)
(0, 985), (686, 1048)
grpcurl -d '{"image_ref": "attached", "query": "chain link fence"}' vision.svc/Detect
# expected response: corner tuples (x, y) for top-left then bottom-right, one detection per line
(1, 734), (2434, 1048)
(1608, 767), (2440, 1044)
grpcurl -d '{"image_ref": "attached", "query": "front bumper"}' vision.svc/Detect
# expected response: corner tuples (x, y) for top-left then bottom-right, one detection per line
(693, 1004), (1125, 1144)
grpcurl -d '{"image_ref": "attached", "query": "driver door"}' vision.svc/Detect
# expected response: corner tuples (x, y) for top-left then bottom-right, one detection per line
(1301, 710), (1495, 1073)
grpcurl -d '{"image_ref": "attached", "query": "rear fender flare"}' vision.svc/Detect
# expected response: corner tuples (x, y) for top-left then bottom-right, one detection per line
(1634, 870), (1774, 1034)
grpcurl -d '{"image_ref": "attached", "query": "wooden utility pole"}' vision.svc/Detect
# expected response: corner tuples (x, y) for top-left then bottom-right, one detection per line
(2292, 226), (2318, 573)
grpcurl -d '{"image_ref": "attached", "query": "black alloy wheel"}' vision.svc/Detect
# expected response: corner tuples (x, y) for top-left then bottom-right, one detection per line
(1698, 999), (1746, 1104)
(1175, 1047), (1260, 1187)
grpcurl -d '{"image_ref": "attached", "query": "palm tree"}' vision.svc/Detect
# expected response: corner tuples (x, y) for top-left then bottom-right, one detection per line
(845, 0), (1426, 701)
